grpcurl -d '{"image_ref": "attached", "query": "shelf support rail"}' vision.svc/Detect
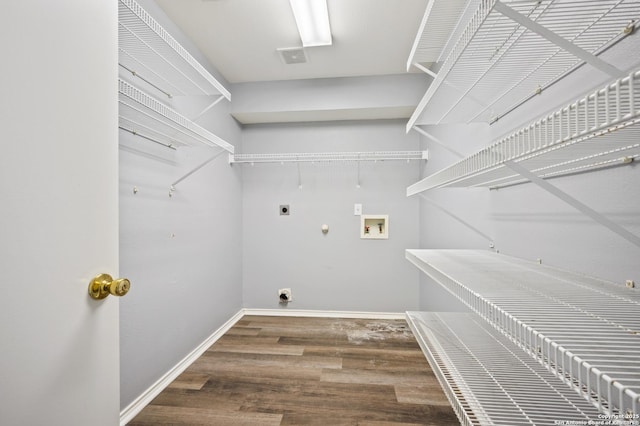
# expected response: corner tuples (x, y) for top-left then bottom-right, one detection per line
(504, 160), (640, 250)
(412, 126), (465, 159)
(420, 194), (494, 245)
(170, 148), (227, 192)
(493, 1), (625, 80)
(191, 95), (226, 123)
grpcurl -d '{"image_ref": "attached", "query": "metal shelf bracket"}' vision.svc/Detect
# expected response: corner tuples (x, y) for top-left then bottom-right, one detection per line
(420, 194), (494, 246)
(412, 126), (465, 159)
(504, 160), (640, 249)
(170, 148), (227, 191)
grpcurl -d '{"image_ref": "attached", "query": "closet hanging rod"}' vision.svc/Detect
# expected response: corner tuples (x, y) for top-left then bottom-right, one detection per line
(230, 151), (428, 164)
(118, 126), (177, 150)
(119, 62), (172, 99)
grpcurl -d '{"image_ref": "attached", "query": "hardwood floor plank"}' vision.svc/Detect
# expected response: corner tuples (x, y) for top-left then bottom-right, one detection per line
(128, 404), (282, 426)
(146, 388), (244, 411)
(320, 367), (432, 386)
(225, 327), (261, 336)
(188, 362), (324, 381)
(216, 335), (281, 345)
(341, 354), (436, 372)
(208, 343), (304, 356)
(395, 384), (452, 406)
(276, 402), (458, 425)
(128, 315), (457, 425)
(198, 351), (343, 369)
(303, 345), (428, 362)
(167, 373), (210, 391)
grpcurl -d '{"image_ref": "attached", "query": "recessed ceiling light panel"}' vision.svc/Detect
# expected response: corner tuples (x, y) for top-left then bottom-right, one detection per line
(289, 0), (332, 47)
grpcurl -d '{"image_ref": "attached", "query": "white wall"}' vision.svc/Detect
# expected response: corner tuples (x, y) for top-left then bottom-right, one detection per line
(118, 1), (243, 410)
(230, 74), (430, 123)
(1, 2), (120, 425)
(242, 120), (423, 312)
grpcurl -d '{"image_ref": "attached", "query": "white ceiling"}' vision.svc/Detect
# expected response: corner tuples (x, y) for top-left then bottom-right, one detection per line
(154, 0), (430, 84)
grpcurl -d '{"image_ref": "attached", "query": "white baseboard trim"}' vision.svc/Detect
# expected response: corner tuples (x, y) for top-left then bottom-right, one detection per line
(119, 309), (245, 426)
(241, 308), (406, 320)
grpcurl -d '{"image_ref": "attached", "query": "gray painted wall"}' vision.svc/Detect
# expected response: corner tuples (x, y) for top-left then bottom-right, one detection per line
(241, 120), (422, 312)
(416, 123), (491, 312)
(118, 1), (243, 410)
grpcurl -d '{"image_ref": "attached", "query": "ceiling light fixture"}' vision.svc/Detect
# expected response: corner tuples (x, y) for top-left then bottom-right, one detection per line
(289, 0), (332, 47)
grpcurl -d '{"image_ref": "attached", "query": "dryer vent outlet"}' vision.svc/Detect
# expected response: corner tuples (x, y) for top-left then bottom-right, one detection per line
(278, 288), (292, 303)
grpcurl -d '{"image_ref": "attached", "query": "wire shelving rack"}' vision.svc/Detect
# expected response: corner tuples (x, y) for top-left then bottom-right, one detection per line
(407, 311), (604, 425)
(407, 68), (640, 195)
(119, 79), (234, 153)
(407, 0), (640, 130)
(118, 0), (230, 99)
(406, 249), (640, 419)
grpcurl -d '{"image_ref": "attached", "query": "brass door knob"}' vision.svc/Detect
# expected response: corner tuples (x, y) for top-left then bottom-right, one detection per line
(88, 273), (131, 300)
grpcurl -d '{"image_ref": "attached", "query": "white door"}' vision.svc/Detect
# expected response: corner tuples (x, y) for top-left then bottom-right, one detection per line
(0, 2), (120, 425)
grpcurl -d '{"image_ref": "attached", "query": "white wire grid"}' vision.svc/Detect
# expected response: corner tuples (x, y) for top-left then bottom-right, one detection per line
(230, 151), (428, 164)
(407, 68), (640, 195)
(406, 249), (640, 417)
(407, 311), (604, 425)
(406, 0), (474, 70)
(118, 79), (234, 153)
(407, 0), (640, 130)
(118, 0), (230, 99)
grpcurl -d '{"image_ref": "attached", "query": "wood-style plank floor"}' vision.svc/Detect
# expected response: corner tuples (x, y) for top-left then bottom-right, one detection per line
(128, 315), (459, 425)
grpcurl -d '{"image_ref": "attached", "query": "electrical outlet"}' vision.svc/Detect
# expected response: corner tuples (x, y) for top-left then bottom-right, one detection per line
(626, 280), (635, 289)
(278, 288), (292, 303)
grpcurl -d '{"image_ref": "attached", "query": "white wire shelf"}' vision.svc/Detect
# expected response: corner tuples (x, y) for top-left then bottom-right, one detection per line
(118, 0), (230, 99)
(118, 79), (234, 153)
(407, 311), (603, 425)
(406, 249), (640, 417)
(406, 0), (473, 71)
(407, 68), (640, 195)
(230, 151), (428, 164)
(407, 0), (640, 130)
